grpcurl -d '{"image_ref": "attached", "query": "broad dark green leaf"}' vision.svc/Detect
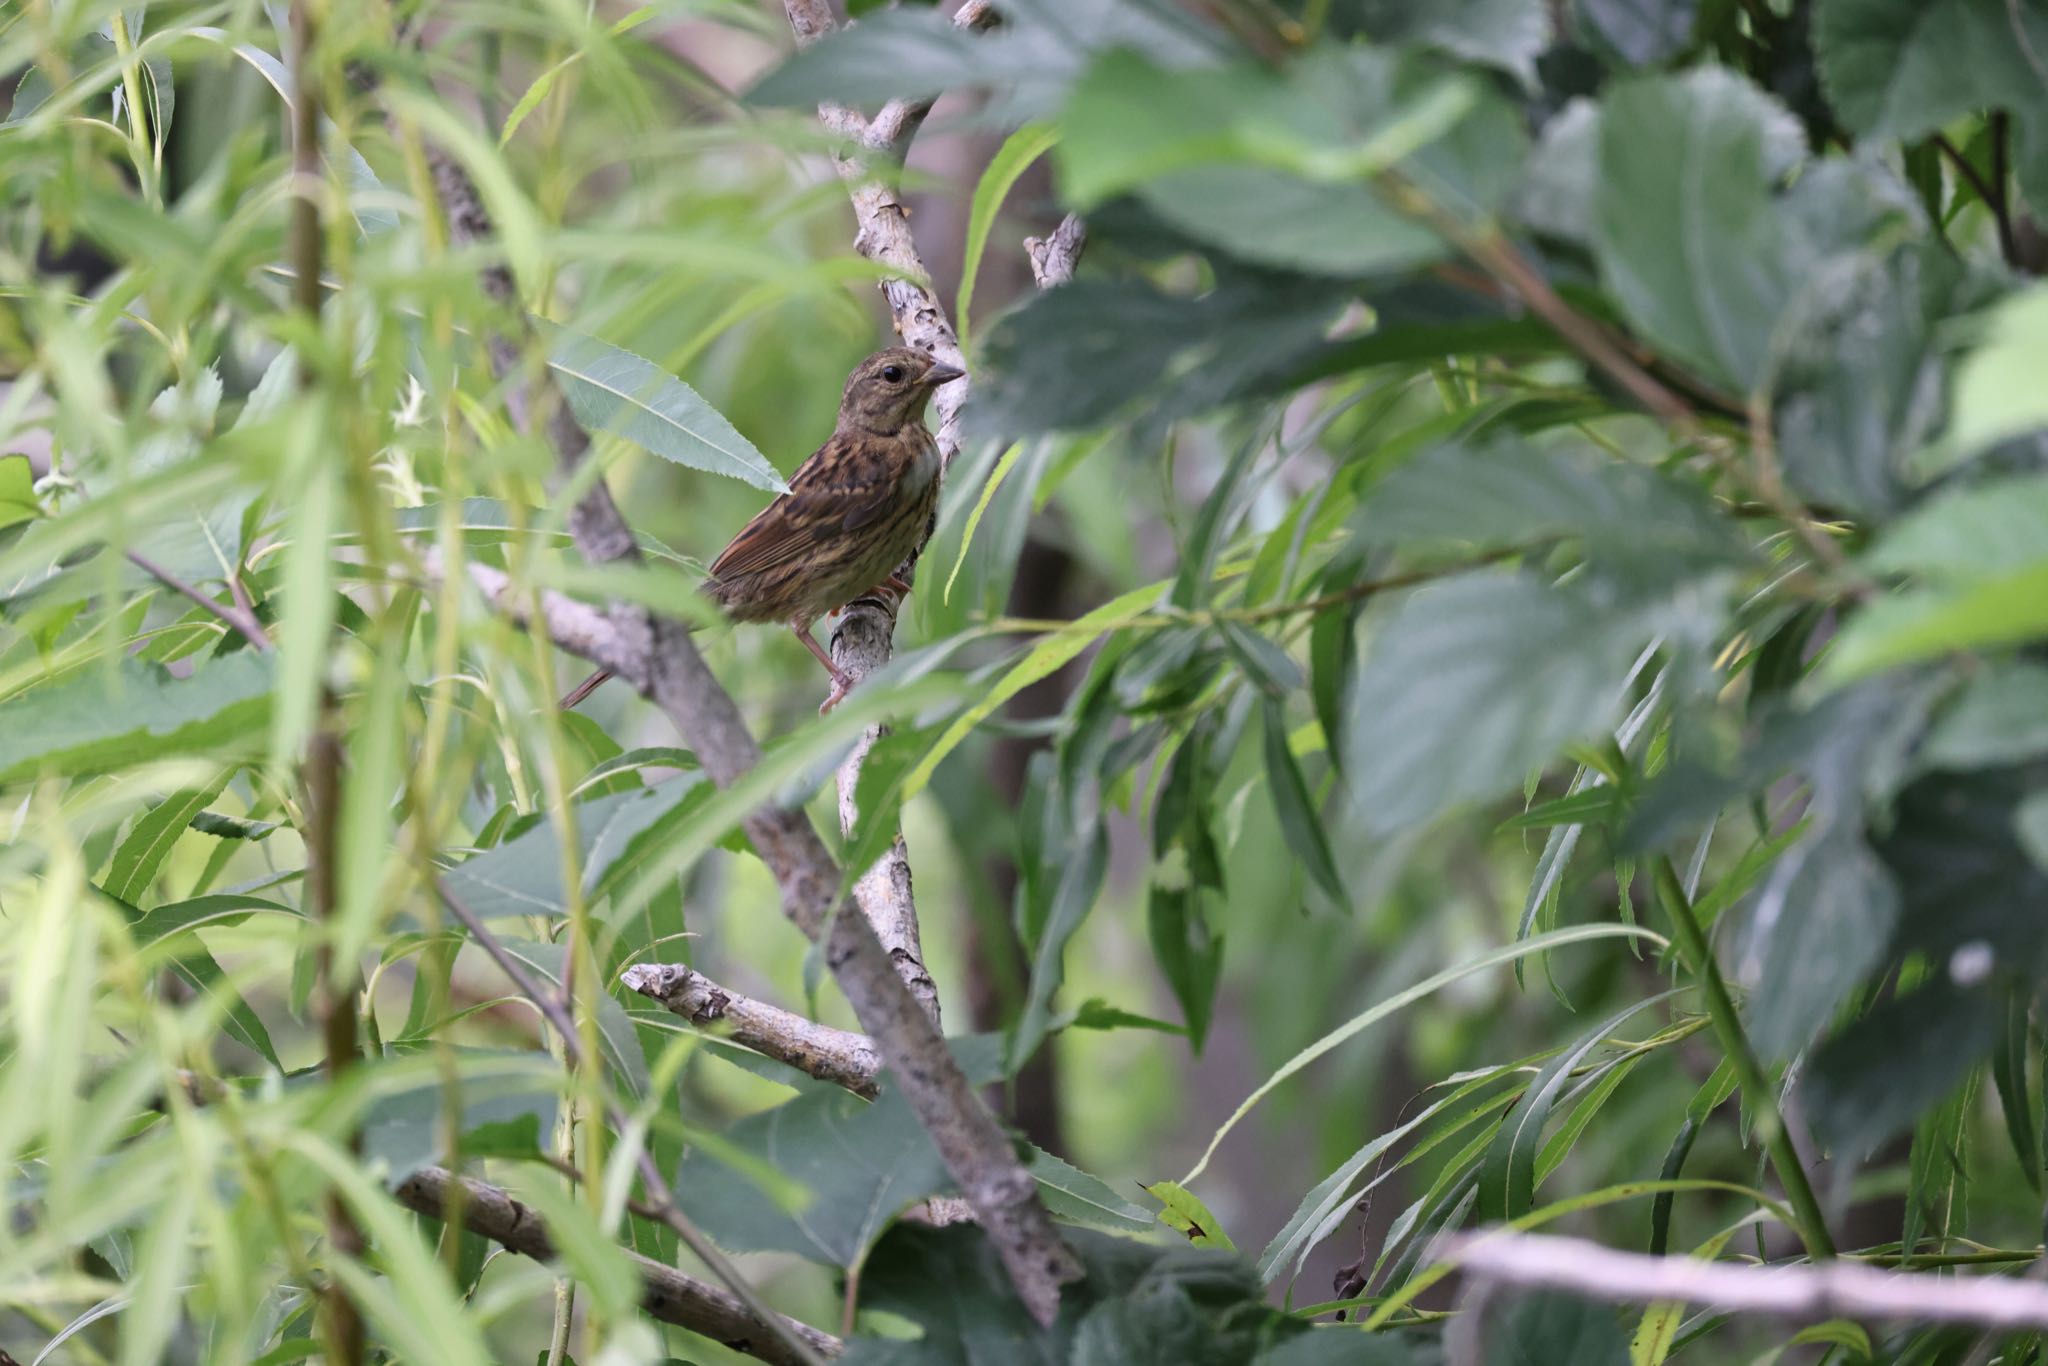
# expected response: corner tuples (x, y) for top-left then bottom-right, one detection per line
(749, 0), (1226, 119)
(1881, 766), (2048, 976)
(1771, 245), (1983, 516)
(1805, 982), (2000, 1155)
(1351, 0), (1552, 85)
(1574, 0), (1697, 66)
(1358, 437), (1747, 582)
(1342, 574), (1669, 833)
(973, 271), (1349, 442)
(363, 1055), (559, 1183)
(1812, 0), (2048, 140)
(674, 1084), (950, 1269)
(0, 655), (275, 782)
(839, 1224), (1301, 1366)
(1741, 826), (1900, 1059)
(439, 781), (702, 921)
(1920, 663), (2048, 771)
(1056, 47), (1522, 276)
(1592, 69), (1809, 391)
(1484, 1291), (1628, 1366)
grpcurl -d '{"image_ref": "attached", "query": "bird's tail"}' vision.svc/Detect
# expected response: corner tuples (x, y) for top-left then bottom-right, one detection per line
(559, 668), (611, 709)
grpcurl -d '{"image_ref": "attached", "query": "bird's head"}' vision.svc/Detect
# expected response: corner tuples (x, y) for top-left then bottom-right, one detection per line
(837, 347), (964, 434)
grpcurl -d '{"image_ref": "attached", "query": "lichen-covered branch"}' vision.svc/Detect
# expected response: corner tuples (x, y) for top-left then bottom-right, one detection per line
(394, 1165), (844, 1364)
(622, 963), (881, 1097)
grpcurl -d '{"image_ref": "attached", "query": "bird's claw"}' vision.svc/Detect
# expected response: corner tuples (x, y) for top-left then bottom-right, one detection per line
(820, 670), (857, 714)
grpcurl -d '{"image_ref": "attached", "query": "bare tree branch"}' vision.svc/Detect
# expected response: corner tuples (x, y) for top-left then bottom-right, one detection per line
(394, 1165), (845, 1364)
(622, 963), (882, 1098)
(1025, 215), (1087, 289)
(1441, 1230), (2048, 1332)
(414, 125), (1082, 1322)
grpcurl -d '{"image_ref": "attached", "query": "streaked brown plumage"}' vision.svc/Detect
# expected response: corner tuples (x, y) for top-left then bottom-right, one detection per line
(561, 346), (961, 711)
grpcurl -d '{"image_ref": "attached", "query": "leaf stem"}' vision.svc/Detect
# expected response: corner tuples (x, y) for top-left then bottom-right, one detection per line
(1651, 854), (1835, 1261)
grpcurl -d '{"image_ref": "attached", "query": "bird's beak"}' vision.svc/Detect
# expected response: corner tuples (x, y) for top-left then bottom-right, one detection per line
(926, 363), (966, 387)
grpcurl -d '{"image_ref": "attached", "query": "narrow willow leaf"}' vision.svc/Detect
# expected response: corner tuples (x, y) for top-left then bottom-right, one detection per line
(1259, 698), (1346, 909)
(104, 771), (233, 905)
(541, 322), (784, 492)
(901, 580), (1164, 801)
(1631, 1222), (1746, 1366)
(943, 440), (1027, 604)
(1181, 923), (1665, 1184)
(958, 123), (1059, 354)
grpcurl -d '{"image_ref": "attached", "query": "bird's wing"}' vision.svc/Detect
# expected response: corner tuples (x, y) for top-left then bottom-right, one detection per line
(707, 432), (907, 581)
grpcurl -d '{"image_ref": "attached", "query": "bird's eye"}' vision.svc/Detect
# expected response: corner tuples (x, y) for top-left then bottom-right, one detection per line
(881, 364), (905, 383)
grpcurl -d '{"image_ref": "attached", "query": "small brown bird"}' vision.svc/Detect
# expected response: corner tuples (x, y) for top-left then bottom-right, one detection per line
(561, 346), (963, 712)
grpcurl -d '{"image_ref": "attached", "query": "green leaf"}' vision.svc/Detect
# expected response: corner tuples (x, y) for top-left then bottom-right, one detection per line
(1574, 0), (1698, 66)
(0, 655), (275, 783)
(105, 771), (233, 906)
(901, 580), (1162, 800)
(1056, 48), (1516, 276)
(1924, 285), (2048, 473)
(1142, 1180), (1236, 1250)
(1342, 574), (1669, 834)
(673, 1083), (949, 1268)
(362, 1054), (559, 1183)
(440, 781), (703, 921)
(959, 124), (1058, 356)
(1359, 437), (1747, 582)
(1181, 923), (1666, 1184)
(942, 441), (1028, 604)
(1028, 1147), (1154, 1234)
(1991, 986), (2041, 1191)
(1009, 824), (1108, 1073)
(1805, 982), (2000, 1155)
(0, 454), (41, 530)
(495, 939), (649, 1095)
(1478, 993), (1674, 1221)
(1591, 68), (1810, 391)
(541, 323), (785, 493)
(1771, 244), (1976, 516)
(1920, 663), (2048, 771)
(1147, 884), (1224, 1051)
(974, 271), (1348, 441)
(1259, 699), (1345, 910)
(1487, 1291), (1628, 1366)
(1812, 0), (2048, 140)
(1827, 474), (2048, 678)
(1350, 0), (1553, 85)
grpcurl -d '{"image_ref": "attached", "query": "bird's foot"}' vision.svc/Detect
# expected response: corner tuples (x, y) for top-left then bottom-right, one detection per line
(819, 669), (858, 714)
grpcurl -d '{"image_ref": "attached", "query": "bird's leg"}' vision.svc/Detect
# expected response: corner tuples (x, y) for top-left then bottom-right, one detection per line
(791, 621), (856, 712)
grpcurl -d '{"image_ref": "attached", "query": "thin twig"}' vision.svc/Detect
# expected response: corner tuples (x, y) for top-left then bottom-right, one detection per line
(126, 551), (274, 650)
(435, 884), (831, 1366)
(393, 1165), (843, 1364)
(1442, 1230), (2048, 1331)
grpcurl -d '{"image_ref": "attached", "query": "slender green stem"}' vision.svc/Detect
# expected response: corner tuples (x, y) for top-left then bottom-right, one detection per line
(105, 10), (158, 201)
(1652, 855), (1836, 1260)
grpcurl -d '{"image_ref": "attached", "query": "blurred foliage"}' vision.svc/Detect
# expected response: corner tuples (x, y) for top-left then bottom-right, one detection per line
(4, 0), (2048, 1362)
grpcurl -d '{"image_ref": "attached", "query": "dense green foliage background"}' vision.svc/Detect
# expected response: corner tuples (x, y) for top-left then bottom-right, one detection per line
(5, 0), (2048, 1361)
